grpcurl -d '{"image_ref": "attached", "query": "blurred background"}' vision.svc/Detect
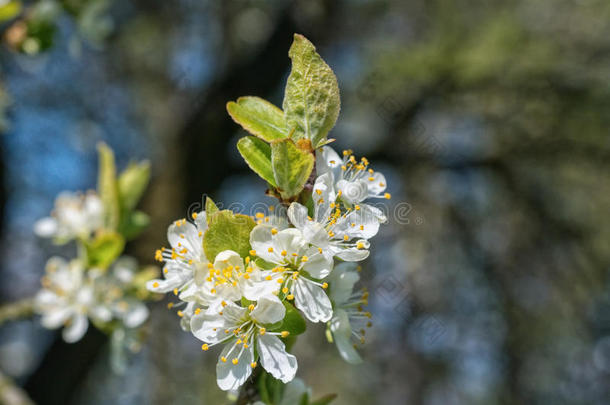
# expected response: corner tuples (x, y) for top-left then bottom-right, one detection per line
(1, 0), (610, 404)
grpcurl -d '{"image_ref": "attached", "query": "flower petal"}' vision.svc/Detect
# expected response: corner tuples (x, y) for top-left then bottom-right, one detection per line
(34, 217), (58, 238)
(121, 302), (149, 328)
(216, 341), (255, 391)
(312, 173), (335, 222)
(251, 295), (285, 325)
(62, 314), (89, 343)
(249, 225), (277, 263)
(337, 179), (368, 205)
(327, 262), (360, 304)
(316, 146), (342, 178)
(293, 279), (332, 323)
(258, 334), (298, 383)
(367, 171), (387, 196)
(302, 249), (333, 279)
(330, 309), (362, 364)
(287, 203), (308, 230)
(167, 220), (199, 253)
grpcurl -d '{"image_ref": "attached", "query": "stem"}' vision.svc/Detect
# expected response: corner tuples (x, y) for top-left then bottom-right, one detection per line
(0, 371), (34, 405)
(235, 366), (263, 405)
(0, 298), (35, 327)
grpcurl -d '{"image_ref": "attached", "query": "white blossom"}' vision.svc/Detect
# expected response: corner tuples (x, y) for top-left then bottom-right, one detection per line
(147, 211), (210, 302)
(35, 256), (150, 343)
(249, 225), (334, 323)
(34, 191), (104, 242)
(316, 146), (390, 222)
(191, 295), (297, 391)
(287, 173), (380, 262)
(327, 262), (371, 364)
(35, 257), (104, 342)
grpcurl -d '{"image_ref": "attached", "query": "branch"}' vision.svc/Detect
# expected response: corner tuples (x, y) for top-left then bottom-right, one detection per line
(0, 298), (34, 326)
(0, 371), (34, 405)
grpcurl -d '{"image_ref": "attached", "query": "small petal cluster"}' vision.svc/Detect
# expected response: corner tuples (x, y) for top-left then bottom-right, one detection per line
(34, 191), (104, 242)
(34, 146), (153, 349)
(149, 149), (389, 391)
(35, 256), (149, 343)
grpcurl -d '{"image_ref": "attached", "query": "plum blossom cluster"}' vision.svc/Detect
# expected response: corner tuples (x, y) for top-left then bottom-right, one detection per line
(148, 146), (390, 391)
(35, 255), (148, 342)
(33, 144), (154, 349)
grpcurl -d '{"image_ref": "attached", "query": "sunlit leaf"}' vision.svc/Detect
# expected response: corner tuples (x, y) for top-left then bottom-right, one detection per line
(227, 96), (288, 142)
(0, 1), (21, 23)
(237, 136), (277, 187)
(118, 160), (150, 211)
(283, 34), (340, 149)
(203, 210), (256, 260)
(85, 231), (124, 269)
(97, 143), (120, 230)
(271, 139), (314, 199)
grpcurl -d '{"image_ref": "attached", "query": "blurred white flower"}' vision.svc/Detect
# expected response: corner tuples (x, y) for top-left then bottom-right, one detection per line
(327, 262), (371, 364)
(35, 257), (102, 342)
(249, 226), (333, 323)
(34, 191), (104, 242)
(191, 295), (297, 391)
(35, 256), (150, 343)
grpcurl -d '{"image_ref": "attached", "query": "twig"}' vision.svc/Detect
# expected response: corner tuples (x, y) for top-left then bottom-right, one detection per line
(0, 298), (35, 327)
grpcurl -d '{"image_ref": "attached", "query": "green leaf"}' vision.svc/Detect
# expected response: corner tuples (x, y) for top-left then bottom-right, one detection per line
(299, 392), (310, 405)
(271, 139), (314, 199)
(85, 231), (125, 269)
(310, 394), (338, 405)
(119, 211), (150, 240)
(0, 1), (21, 23)
(203, 210), (256, 261)
(227, 96), (289, 142)
(237, 136), (277, 187)
(118, 160), (150, 211)
(205, 196), (219, 220)
(97, 143), (120, 230)
(283, 34), (340, 149)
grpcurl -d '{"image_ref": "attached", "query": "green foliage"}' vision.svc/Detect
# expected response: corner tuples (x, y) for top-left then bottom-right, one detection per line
(118, 161), (150, 212)
(227, 97), (289, 142)
(283, 34), (340, 149)
(97, 143), (151, 240)
(271, 139), (314, 199)
(237, 136), (277, 187)
(203, 210), (256, 261)
(84, 231), (125, 269)
(227, 34), (338, 203)
(205, 196), (219, 220)
(97, 143), (120, 231)
(0, 1), (21, 23)
(119, 211), (150, 240)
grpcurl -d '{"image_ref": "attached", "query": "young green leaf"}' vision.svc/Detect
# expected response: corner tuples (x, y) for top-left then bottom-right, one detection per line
(227, 96), (289, 142)
(205, 196), (219, 219)
(271, 139), (314, 199)
(119, 210), (150, 240)
(118, 160), (150, 211)
(283, 34), (340, 149)
(0, 1), (21, 23)
(237, 136), (278, 187)
(85, 231), (125, 270)
(203, 210), (256, 261)
(97, 143), (120, 230)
